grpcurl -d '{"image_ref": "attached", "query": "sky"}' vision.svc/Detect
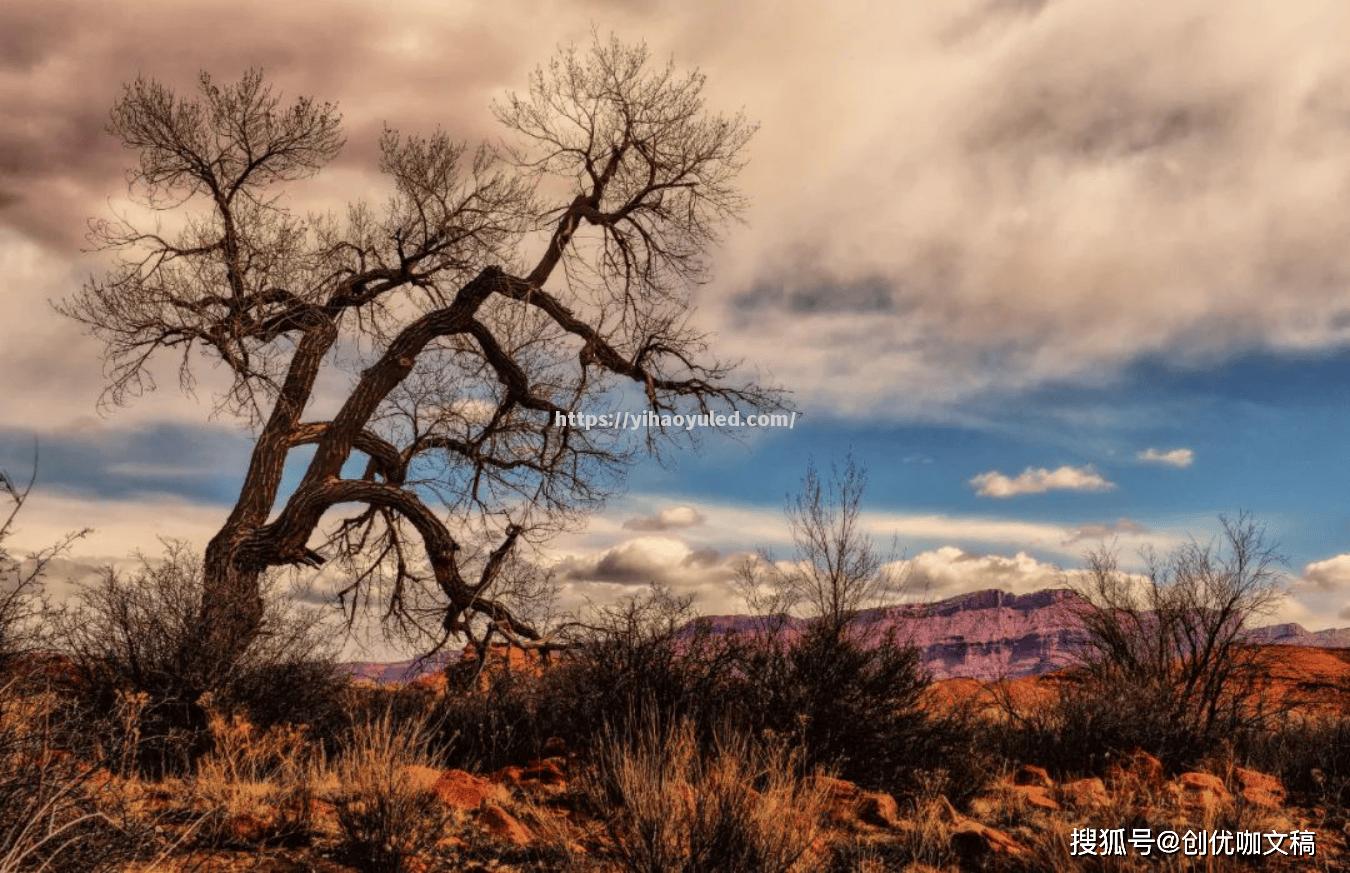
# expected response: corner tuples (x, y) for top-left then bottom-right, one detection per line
(2, 0), (1350, 655)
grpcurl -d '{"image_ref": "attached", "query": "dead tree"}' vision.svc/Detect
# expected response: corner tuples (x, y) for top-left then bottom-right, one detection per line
(60, 38), (780, 676)
(735, 455), (903, 636)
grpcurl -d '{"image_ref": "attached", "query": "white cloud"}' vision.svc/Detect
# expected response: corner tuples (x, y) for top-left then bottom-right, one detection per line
(898, 546), (1069, 599)
(603, 494), (1176, 561)
(1137, 447), (1195, 468)
(969, 465), (1115, 498)
(1297, 554), (1350, 593)
(1262, 553), (1350, 630)
(549, 535), (746, 614)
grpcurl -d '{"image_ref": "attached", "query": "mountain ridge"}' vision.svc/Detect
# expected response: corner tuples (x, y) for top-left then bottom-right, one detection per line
(343, 586), (1350, 682)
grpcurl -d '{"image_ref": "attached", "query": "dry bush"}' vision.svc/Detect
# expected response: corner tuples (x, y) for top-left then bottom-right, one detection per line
(584, 718), (829, 873)
(736, 622), (989, 803)
(328, 711), (454, 873)
(0, 680), (157, 872)
(1066, 515), (1284, 770)
(55, 541), (345, 774)
(434, 669), (547, 772)
(536, 586), (743, 751)
(1245, 709), (1350, 819)
(991, 516), (1289, 779)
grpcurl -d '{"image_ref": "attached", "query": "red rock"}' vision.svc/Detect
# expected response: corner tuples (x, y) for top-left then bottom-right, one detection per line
(1107, 750), (1165, 791)
(810, 774), (861, 825)
(1233, 767), (1285, 810)
(933, 795), (1027, 858)
(476, 803), (532, 846)
(812, 774), (863, 802)
(806, 776), (902, 829)
(1175, 772), (1231, 811)
(431, 769), (508, 810)
(1013, 764), (1053, 788)
(1058, 778), (1110, 809)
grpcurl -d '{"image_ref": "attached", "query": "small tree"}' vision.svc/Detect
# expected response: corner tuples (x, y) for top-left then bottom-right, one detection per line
(735, 454), (903, 635)
(729, 458), (966, 800)
(1068, 514), (1286, 766)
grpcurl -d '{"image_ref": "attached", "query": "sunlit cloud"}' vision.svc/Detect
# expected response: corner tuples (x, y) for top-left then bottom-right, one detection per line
(1137, 447), (1195, 468)
(970, 465), (1115, 498)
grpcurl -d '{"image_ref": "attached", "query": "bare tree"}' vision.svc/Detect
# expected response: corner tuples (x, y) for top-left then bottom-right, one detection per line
(60, 38), (780, 678)
(735, 455), (903, 634)
(1070, 514), (1287, 762)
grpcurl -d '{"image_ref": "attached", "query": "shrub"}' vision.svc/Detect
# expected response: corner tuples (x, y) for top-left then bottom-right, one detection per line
(0, 467), (84, 672)
(329, 711), (453, 873)
(435, 669), (544, 772)
(539, 587), (744, 750)
(1245, 710), (1350, 812)
(1038, 515), (1287, 772)
(0, 680), (156, 872)
(430, 586), (746, 770)
(584, 718), (828, 873)
(431, 587), (989, 805)
(54, 542), (345, 774)
(732, 622), (978, 801)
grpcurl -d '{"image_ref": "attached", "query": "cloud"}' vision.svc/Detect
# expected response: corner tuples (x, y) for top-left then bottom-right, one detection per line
(898, 546), (1068, 598)
(555, 536), (735, 587)
(969, 465), (1115, 498)
(622, 505), (707, 531)
(1298, 554), (1350, 593)
(605, 494), (1179, 561)
(1062, 518), (1148, 545)
(1137, 447), (1195, 468)
(1278, 553), (1350, 630)
(549, 535), (748, 614)
(5, 0), (1350, 430)
(0, 488), (225, 558)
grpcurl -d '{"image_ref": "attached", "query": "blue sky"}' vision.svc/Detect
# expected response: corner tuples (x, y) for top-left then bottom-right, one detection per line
(5, 343), (1350, 630)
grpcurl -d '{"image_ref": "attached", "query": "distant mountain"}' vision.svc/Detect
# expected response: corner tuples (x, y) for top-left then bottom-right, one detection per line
(703, 588), (1089, 680)
(1244, 622), (1350, 649)
(342, 653), (458, 684)
(344, 588), (1350, 683)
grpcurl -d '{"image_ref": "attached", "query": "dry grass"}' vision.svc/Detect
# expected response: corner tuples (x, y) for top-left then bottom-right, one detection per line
(0, 680), (159, 872)
(327, 710), (456, 873)
(178, 695), (324, 848)
(583, 718), (830, 873)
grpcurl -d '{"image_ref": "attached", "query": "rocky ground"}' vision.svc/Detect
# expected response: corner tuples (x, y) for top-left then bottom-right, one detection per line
(102, 742), (1341, 871)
